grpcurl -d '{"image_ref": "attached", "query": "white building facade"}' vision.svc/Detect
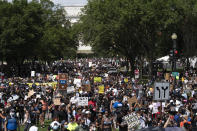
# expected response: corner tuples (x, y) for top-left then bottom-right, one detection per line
(63, 6), (93, 54)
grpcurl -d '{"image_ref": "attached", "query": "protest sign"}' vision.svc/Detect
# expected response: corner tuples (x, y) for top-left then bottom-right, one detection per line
(59, 73), (68, 90)
(94, 77), (102, 83)
(36, 73), (40, 77)
(28, 90), (35, 98)
(53, 98), (61, 105)
(98, 85), (104, 94)
(74, 78), (82, 88)
(104, 73), (109, 78)
(74, 79), (81, 85)
(122, 113), (140, 129)
(27, 83), (33, 88)
(70, 97), (78, 104)
(78, 97), (88, 106)
(31, 71), (35, 77)
(67, 86), (75, 94)
(36, 94), (41, 98)
(89, 62), (92, 67)
(128, 96), (137, 107)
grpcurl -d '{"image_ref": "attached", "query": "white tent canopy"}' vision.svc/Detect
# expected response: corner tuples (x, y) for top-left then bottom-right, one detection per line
(190, 57), (197, 68)
(157, 56), (169, 62)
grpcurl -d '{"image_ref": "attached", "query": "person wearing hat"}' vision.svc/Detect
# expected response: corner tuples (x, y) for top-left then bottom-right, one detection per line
(82, 110), (91, 129)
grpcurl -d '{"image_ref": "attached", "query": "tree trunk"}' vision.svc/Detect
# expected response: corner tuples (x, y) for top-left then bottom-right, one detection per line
(148, 58), (154, 79)
(125, 58), (129, 72)
(139, 56), (143, 80)
(186, 57), (190, 70)
(17, 63), (21, 77)
(128, 57), (135, 78)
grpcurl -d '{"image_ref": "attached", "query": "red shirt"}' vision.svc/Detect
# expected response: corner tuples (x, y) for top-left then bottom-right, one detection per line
(88, 101), (96, 107)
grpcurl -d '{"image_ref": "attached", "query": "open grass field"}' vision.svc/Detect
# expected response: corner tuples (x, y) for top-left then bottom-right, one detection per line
(18, 120), (51, 131)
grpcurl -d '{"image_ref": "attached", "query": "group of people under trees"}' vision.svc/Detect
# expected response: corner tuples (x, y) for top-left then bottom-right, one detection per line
(0, 58), (196, 131)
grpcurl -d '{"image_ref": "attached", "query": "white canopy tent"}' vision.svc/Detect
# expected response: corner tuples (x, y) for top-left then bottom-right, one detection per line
(190, 57), (197, 68)
(157, 56), (169, 62)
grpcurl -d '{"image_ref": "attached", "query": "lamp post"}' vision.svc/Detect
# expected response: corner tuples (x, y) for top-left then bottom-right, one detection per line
(171, 33), (177, 72)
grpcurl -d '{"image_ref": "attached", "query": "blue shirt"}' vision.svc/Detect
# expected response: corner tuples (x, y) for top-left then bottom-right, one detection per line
(113, 102), (122, 109)
(7, 117), (17, 130)
(174, 114), (180, 122)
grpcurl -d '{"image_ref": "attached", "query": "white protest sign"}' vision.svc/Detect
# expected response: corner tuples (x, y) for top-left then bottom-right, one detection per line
(28, 90), (35, 98)
(89, 62), (92, 67)
(70, 96), (78, 104)
(104, 73), (109, 78)
(31, 71), (35, 77)
(36, 73), (41, 77)
(122, 113), (140, 129)
(74, 79), (81, 84)
(74, 78), (82, 87)
(153, 82), (170, 100)
(36, 94), (41, 98)
(78, 97), (88, 106)
(67, 86), (75, 94)
(53, 98), (61, 105)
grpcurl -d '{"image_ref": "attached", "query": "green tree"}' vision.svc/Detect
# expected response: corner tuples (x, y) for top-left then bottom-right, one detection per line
(78, 0), (197, 76)
(0, 0), (78, 76)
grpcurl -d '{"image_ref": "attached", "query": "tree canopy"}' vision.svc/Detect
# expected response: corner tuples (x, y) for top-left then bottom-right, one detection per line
(0, 0), (77, 65)
(78, 0), (197, 74)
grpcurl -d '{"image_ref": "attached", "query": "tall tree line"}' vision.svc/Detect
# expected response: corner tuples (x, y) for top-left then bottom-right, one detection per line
(77, 0), (197, 75)
(0, 0), (78, 70)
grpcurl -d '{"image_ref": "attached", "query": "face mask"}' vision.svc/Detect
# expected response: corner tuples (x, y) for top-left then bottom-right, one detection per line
(10, 112), (15, 118)
(53, 125), (59, 130)
(92, 127), (96, 131)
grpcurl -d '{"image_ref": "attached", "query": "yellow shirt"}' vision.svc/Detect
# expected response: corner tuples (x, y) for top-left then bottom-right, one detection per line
(67, 122), (78, 131)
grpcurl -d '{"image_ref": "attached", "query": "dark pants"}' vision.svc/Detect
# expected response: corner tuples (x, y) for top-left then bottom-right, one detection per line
(24, 123), (31, 131)
(0, 119), (2, 131)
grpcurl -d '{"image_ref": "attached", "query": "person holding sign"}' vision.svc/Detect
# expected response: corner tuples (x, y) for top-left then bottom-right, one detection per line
(94, 77), (102, 83)
(98, 85), (105, 94)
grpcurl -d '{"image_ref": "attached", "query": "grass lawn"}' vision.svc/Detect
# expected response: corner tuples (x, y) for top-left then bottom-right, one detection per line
(18, 120), (51, 131)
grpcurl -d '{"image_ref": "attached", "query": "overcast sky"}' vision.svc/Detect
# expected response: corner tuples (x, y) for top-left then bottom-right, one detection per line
(8, 0), (88, 6)
(53, 0), (87, 6)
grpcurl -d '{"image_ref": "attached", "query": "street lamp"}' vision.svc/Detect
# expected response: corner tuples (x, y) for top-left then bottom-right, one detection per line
(171, 33), (177, 72)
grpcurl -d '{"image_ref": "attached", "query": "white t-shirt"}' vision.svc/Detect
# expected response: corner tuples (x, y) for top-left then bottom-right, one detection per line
(70, 96), (78, 104)
(29, 126), (38, 131)
(50, 121), (61, 128)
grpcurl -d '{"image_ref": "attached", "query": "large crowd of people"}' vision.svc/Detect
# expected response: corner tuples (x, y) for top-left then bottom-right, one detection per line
(0, 58), (196, 131)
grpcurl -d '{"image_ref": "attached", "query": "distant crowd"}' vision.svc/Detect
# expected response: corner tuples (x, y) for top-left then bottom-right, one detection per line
(0, 58), (196, 131)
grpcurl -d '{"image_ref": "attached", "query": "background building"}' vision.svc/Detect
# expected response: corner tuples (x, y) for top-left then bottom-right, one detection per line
(63, 4), (93, 54)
